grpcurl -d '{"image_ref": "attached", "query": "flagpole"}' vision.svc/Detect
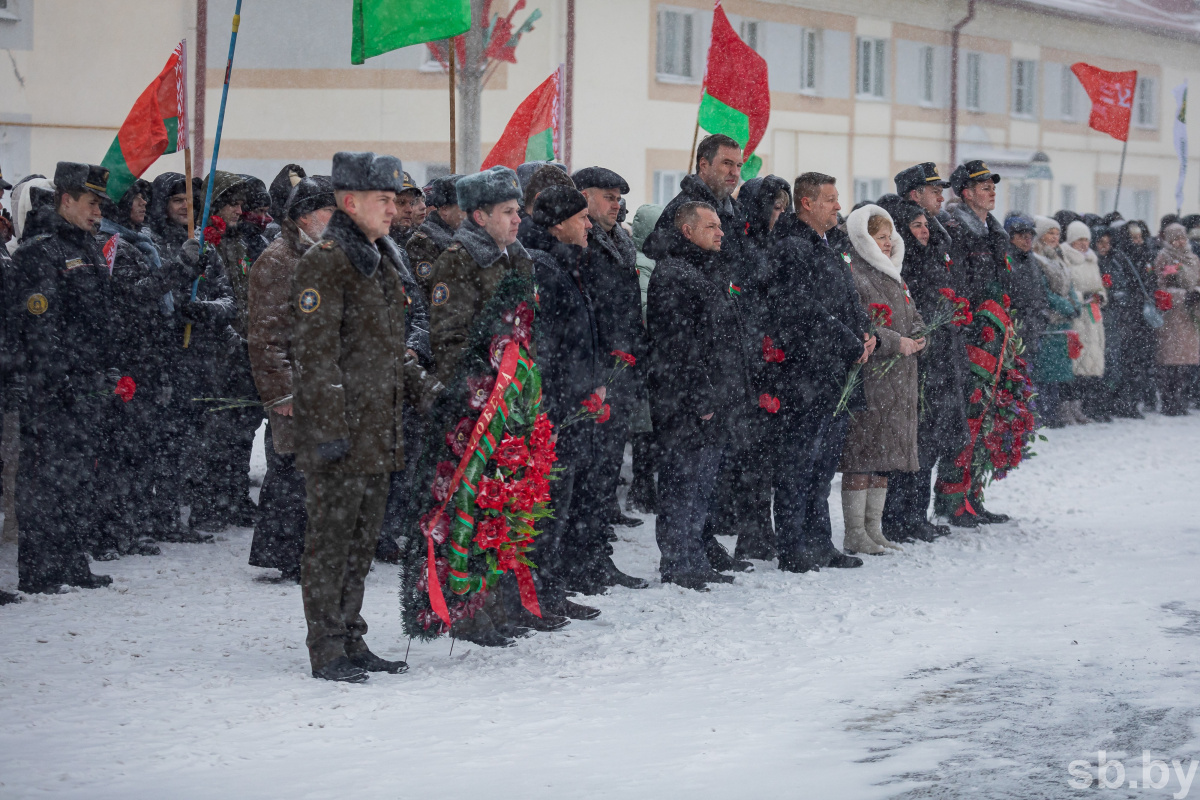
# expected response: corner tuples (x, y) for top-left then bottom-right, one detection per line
(185, 0), (242, 348)
(449, 45), (457, 173)
(1114, 137), (1129, 214)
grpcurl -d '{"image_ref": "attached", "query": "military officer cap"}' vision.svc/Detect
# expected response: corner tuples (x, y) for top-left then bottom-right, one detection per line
(399, 171), (423, 198)
(54, 161), (109, 200)
(331, 151), (404, 193)
(0, 163), (11, 191)
(950, 160), (1001, 193)
(530, 185), (588, 229)
(571, 166), (629, 195)
(895, 162), (949, 197)
(286, 175), (336, 221)
(456, 165), (522, 213)
(425, 174), (464, 207)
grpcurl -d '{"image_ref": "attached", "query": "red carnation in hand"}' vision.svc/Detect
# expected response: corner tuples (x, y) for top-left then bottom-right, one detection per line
(446, 417), (474, 456)
(762, 336), (785, 363)
(203, 215), (226, 246)
(611, 350), (637, 366)
(582, 392), (605, 413)
(1155, 290), (1174, 312)
(495, 434), (530, 471)
(759, 393), (781, 413)
(1066, 331), (1084, 360)
(431, 460), (456, 502)
(869, 303), (893, 328)
(1102, 274), (1113, 289)
(474, 515), (510, 550)
(939, 287), (957, 301)
(980, 326), (996, 343)
(970, 388), (983, 404)
(466, 375), (495, 410)
(114, 376), (136, 403)
(475, 477), (507, 511)
(594, 404), (611, 424)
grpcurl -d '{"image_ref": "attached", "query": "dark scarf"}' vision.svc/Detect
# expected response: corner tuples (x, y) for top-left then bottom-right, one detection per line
(453, 217), (529, 269)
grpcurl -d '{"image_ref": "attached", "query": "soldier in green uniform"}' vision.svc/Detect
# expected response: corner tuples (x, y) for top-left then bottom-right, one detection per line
(405, 174), (464, 302)
(428, 166), (533, 385)
(291, 151), (438, 683)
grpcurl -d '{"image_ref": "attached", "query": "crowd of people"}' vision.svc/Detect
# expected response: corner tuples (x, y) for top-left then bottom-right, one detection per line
(2, 134), (1199, 682)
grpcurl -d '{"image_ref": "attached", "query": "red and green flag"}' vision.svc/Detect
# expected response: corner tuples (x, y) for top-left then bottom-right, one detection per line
(100, 41), (188, 203)
(351, 0), (472, 65)
(698, 1), (770, 180)
(482, 66), (563, 170)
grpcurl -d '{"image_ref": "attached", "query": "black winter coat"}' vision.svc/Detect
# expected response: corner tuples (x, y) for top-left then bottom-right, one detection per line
(943, 204), (1011, 306)
(1005, 245), (1052, 347)
(757, 214), (869, 416)
(736, 176), (792, 368)
(644, 173), (752, 289)
(523, 222), (600, 464)
(647, 231), (754, 449)
(580, 221), (645, 407)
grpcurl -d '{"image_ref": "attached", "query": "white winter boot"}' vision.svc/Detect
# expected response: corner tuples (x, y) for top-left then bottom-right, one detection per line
(865, 487), (903, 551)
(841, 489), (884, 555)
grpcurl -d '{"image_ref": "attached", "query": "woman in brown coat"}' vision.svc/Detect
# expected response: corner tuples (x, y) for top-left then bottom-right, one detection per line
(1154, 223), (1200, 415)
(838, 205), (926, 555)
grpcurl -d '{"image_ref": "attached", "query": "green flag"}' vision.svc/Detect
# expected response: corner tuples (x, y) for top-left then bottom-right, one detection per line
(352, 0), (471, 65)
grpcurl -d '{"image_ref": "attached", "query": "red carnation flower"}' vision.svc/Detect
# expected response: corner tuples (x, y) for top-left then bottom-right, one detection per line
(1066, 331), (1084, 360)
(431, 460), (456, 502)
(1102, 274), (1113, 289)
(759, 393), (781, 413)
(203, 215), (226, 246)
(467, 375), (495, 410)
(530, 413), (555, 452)
(595, 404), (611, 424)
(980, 326), (996, 343)
(1155, 290), (1174, 312)
(939, 287), (956, 301)
(611, 350), (637, 366)
(446, 417), (474, 456)
(495, 433), (530, 471)
(762, 336), (785, 363)
(582, 392), (605, 413)
(114, 376), (137, 403)
(869, 302), (893, 328)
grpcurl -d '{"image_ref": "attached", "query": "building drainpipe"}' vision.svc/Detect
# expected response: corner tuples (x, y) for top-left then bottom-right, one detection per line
(949, 0), (976, 171)
(194, 0), (207, 177)
(565, 0), (575, 171)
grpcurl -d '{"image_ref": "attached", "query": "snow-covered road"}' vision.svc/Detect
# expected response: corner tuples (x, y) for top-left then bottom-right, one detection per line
(4, 415), (1200, 798)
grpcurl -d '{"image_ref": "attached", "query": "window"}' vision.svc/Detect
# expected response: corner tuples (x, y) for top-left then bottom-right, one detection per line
(0, 0), (17, 20)
(739, 20), (761, 53)
(856, 37), (887, 99)
(919, 45), (935, 105)
(657, 9), (695, 81)
(1061, 68), (1077, 120)
(1135, 77), (1157, 128)
(1098, 187), (1156, 220)
(1010, 181), (1036, 216)
(965, 52), (982, 111)
(800, 28), (820, 93)
(1012, 59), (1036, 117)
(419, 42), (446, 73)
(853, 178), (884, 205)
(1061, 184), (1077, 211)
(653, 170), (686, 205)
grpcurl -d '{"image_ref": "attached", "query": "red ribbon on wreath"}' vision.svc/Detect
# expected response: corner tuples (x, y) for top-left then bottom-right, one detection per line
(422, 341), (525, 626)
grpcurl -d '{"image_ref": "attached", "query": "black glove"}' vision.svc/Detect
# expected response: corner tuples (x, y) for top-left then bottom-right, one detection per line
(316, 437), (350, 463)
(177, 300), (207, 324)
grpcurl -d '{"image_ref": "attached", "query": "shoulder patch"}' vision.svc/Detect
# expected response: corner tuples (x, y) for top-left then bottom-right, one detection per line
(26, 293), (48, 315)
(298, 288), (321, 313)
(431, 282), (450, 306)
(416, 260), (433, 278)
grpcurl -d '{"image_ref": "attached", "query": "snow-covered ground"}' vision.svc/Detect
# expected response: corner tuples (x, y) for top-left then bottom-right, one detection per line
(4, 415), (1200, 798)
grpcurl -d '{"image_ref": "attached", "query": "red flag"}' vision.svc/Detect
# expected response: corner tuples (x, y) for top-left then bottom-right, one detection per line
(102, 234), (120, 276)
(699, 2), (770, 178)
(481, 67), (562, 171)
(1070, 63), (1137, 142)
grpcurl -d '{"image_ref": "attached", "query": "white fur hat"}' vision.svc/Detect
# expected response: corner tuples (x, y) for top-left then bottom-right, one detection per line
(1065, 220), (1092, 245)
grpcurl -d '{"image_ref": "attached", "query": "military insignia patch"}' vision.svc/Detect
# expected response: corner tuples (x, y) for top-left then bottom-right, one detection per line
(26, 294), (48, 315)
(64, 258), (85, 271)
(416, 261), (433, 278)
(431, 282), (450, 306)
(298, 288), (321, 313)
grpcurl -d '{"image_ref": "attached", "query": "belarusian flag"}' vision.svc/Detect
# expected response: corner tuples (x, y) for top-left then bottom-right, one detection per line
(100, 41), (188, 202)
(481, 66), (564, 170)
(698, 1), (770, 180)
(352, 0), (472, 65)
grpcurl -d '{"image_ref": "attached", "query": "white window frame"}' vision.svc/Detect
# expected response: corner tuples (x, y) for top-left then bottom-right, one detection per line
(739, 19), (762, 54)
(964, 52), (982, 112)
(1135, 76), (1158, 129)
(653, 170), (686, 205)
(919, 45), (935, 106)
(800, 28), (821, 94)
(0, 0), (18, 21)
(657, 8), (697, 83)
(1061, 67), (1077, 120)
(419, 42), (446, 73)
(1061, 184), (1077, 211)
(853, 178), (885, 205)
(1009, 181), (1036, 216)
(1012, 59), (1036, 117)
(856, 37), (887, 100)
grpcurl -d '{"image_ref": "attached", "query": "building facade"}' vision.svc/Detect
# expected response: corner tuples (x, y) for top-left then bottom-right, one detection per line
(2, 0), (1199, 221)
